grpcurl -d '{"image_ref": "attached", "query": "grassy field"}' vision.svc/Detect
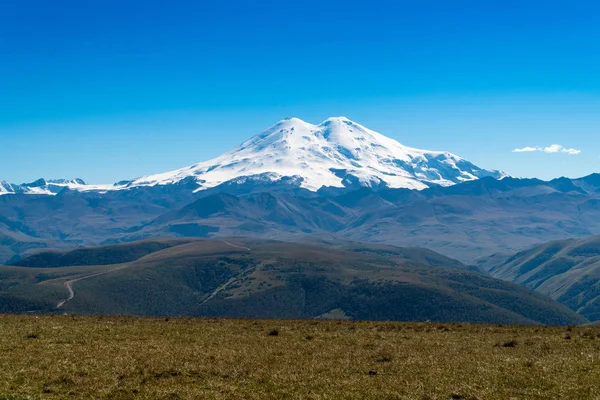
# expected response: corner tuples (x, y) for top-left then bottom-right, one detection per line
(1, 316), (599, 399)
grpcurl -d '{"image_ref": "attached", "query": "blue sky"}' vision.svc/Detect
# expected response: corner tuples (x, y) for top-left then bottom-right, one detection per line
(1, 0), (599, 184)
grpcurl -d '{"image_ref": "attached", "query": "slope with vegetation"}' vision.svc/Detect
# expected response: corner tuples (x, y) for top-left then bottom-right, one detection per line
(0, 238), (585, 325)
(482, 234), (600, 321)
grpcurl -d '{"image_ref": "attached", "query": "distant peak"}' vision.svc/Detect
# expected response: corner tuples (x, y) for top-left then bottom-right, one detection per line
(273, 117), (358, 129)
(326, 116), (351, 122)
(22, 178), (47, 187)
(48, 178), (87, 185)
(276, 117), (309, 125)
(269, 117), (316, 131)
(320, 116), (353, 125)
(269, 117), (360, 131)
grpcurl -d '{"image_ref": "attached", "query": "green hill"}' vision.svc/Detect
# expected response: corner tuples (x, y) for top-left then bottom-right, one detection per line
(0, 238), (585, 325)
(481, 235), (600, 321)
(9, 239), (193, 268)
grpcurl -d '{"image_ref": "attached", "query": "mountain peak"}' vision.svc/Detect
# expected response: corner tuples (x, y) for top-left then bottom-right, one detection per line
(321, 117), (354, 125)
(320, 116), (352, 125)
(264, 117), (315, 136)
(1, 117), (506, 196)
(272, 117), (315, 130)
(273, 116), (357, 131)
(279, 117), (307, 123)
(128, 117), (506, 192)
(48, 178), (87, 185)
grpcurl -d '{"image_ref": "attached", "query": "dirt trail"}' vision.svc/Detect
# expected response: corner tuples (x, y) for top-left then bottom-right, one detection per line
(56, 265), (130, 309)
(199, 277), (238, 306)
(221, 240), (251, 251)
(57, 241), (250, 309)
(198, 241), (252, 306)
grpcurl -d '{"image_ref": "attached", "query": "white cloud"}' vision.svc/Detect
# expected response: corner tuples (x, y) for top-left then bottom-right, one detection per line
(512, 144), (581, 155)
(543, 144), (562, 153)
(513, 146), (538, 153)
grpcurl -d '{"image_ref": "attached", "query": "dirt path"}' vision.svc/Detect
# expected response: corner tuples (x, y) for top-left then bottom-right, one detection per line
(57, 241), (250, 309)
(198, 241), (252, 306)
(199, 277), (238, 306)
(56, 265), (130, 309)
(221, 240), (251, 251)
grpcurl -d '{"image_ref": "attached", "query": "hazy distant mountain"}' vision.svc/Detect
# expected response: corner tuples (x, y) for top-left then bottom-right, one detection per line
(111, 175), (600, 263)
(480, 234), (600, 321)
(2, 174), (600, 265)
(0, 178), (111, 196)
(0, 117), (505, 196)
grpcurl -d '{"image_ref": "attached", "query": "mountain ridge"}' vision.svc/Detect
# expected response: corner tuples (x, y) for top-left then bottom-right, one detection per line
(479, 234), (600, 321)
(2, 173), (600, 265)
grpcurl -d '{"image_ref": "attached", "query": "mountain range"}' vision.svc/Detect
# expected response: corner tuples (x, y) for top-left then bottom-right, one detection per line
(2, 117), (600, 323)
(2, 172), (600, 265)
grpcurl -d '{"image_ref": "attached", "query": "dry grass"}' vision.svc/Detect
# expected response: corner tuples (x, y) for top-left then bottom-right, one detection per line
(1, 315), (599, 399)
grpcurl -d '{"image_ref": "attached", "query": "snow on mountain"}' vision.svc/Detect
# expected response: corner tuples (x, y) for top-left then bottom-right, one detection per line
(129, 117), (506, 191)
(1, 117), (506, 196)
(0, 181), (17, 196)
(0, 178), (113, 196)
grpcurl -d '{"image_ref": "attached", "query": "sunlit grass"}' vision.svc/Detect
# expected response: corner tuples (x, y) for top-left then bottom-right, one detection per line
(1, 315), (599, 399)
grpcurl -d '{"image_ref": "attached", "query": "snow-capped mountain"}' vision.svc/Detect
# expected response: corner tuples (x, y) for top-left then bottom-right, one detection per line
(128, 117), (506, 191)
(0, 178), (112, 196)
(0, 181), (18, 196)
(1, 117), (506, 196)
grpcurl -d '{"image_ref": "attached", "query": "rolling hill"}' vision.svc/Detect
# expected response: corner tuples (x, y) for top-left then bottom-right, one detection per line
(481, 234), (600, 321)
(0, 238), (585, 325)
